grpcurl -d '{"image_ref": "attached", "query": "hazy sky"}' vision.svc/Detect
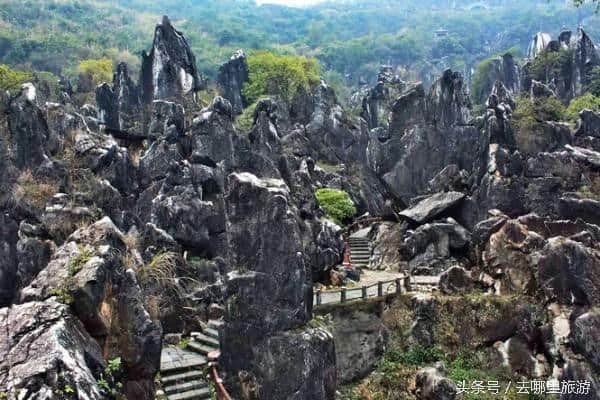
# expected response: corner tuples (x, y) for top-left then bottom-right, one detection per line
(256, 0), (325, 6)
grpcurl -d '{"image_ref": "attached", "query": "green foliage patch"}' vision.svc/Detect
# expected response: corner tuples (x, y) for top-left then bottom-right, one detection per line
(315, 188), (357, 226)
(0, 64), (33, 92)
(513, 95), (566, 154)
(243, 51), (320, 105)
(566, 92), (600, 121)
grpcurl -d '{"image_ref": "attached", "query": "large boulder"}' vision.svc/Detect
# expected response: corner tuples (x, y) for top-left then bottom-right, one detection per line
(217, 50), (249, 115)
(399, 192), (465, 224)
(0, 213), (19, 307)
(415, 363), (457, 400)
(536, 237), (600, 306)
(570, 309), (600, 370)
(140, 16), (203, 103)
(0, 299), (105, 399)
(399, 218), (471, 275)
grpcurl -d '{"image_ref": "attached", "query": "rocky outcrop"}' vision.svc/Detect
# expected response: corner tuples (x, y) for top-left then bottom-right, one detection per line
(95, 62), (142, 137)
(367, 71), (485, 202)
(523, 28), (599, 103)
(140, 16), (203, 104)
(324, 304), (387, 384)
(399, 191), (465, 224)
(361, 65), (406, 130)
(473, 53), (520, 104)
(415, 363), (457, 400)
(19, 217), (162, 400)
(527, 32), (552, 59)
(0, 299), (106, 399)
(399, 218), (471, 275)
(217, 50), (249, 115)
(220, 173), (336, 400)
(7, 83), (53, 171)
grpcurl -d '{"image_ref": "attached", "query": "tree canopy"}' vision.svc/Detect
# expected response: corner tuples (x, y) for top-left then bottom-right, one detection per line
(243, 51), (320, 105)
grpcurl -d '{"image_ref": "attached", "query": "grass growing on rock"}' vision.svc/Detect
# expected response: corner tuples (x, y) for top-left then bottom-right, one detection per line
(13, 169), (58, 210)
(69, 245), (93, 277)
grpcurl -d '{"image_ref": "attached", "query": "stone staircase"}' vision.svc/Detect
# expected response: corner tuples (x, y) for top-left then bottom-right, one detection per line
(348, 236), (371, 268)
(159, 320), (223, 400)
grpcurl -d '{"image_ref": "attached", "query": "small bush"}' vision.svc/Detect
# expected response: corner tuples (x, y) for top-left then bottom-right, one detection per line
(566, 92), (600, 121)
(527, 48), (573, 83)
(0, 64), (33, 93)
(234, 100), (259, 133)
(69, 245), (93, 276)
(513, 95), (566, 154)
(382, 346), (444, 367)
(48, 288), (74, 305)
(315, 188), (357, 226)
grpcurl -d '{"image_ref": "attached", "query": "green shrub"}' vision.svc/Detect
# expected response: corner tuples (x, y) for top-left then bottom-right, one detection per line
(513, 95), (566, 154)
(0, 64), (33, 93)
(243, 51), (320, 105)
(69, 245), (93, 277)
(566, 92), (600, 121)
(382, 346), (445, 367)
(234, 100), (259, 133)
(315, 188), (356, 226)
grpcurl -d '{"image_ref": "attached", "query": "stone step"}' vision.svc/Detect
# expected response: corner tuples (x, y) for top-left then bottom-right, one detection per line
(208, 319), (224, 329)
(161, 356), (207, 374)
(192, 333), (220, 348)
(348, 240), (369, 245)
(203, 327), (219, 340)
(161, 370), (204, 385)
(168, 387), (212, 400)
(188, 341), (217, 356)
(350, 257), (370, 262)
(350, 250), (370, 255)
(165, 380), (208, 395)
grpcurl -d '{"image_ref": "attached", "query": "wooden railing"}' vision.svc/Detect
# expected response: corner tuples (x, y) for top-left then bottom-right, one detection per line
(314, 277), (410, 306)
(207, 351), (232, 400)
(314, 275), (440, 306)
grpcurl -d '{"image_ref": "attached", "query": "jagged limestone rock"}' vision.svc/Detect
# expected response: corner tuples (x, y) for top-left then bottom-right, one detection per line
(140, 16), (203, 104)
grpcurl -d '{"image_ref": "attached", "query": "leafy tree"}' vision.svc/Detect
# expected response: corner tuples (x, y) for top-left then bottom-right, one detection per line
(471, 48), (520, 105)
(526, 49), (573, 83)
(76, 58), (113, 92)
(0, 64), (33, 92)
(315, 188), (357, 226)
(243, 51), (320, 105)
(566, 92), (600, 121)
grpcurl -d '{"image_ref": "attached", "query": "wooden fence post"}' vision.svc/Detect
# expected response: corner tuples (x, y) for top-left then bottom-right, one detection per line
(316, 289), (322, 306)
(396, 278), (402, 294)
(362, 286), (368, 299)
(377, 281), (383, 297)
(404, 276), (411, 293)
(341, 287), (347, 303)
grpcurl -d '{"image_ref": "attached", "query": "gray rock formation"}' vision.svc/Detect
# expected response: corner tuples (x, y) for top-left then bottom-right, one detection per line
(0, 299), (106, 399)
(220, 173), (336, 400)
(140, 16), (203, 104)
(95, 62), (142, 137)
(415, 363), (457, 400)
(217, 50), (249, 115)
(527, 32), (552, 59)
(367, 71), (485, 203)
(399, 191), (465, 224)
(474, 53), (520, 104)
(19, 217), (162, 400)
(7, 83), (53, 171)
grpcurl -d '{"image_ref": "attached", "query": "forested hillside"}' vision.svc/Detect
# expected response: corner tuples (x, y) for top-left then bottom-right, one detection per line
(1, 0), (599, 91)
